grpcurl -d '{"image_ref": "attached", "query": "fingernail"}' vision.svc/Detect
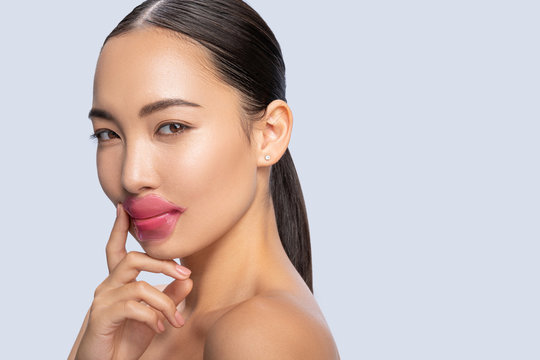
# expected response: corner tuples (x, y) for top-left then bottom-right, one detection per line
(157, 319), (165, 332)
(175, 311), (185, 327)
(176, 265), (191, 277)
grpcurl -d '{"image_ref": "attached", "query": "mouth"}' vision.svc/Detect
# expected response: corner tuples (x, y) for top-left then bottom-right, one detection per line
(123, 194), (186, 243)
(131, 210), (183, 242)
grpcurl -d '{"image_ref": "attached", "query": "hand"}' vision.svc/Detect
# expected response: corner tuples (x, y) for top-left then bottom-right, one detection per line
(75, 203), (193, 360)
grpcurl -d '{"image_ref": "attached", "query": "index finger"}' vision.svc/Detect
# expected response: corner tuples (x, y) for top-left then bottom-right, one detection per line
(105, 203), (129, 273)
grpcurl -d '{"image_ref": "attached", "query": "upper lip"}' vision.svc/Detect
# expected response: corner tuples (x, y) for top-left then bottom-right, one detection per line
(123, 194), (186, 220)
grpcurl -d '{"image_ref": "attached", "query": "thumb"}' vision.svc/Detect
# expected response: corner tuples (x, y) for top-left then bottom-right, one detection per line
(163, 278), (193, 306)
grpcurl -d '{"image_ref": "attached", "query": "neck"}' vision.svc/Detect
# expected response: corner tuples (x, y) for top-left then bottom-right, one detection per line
(178, 193), (291, 315)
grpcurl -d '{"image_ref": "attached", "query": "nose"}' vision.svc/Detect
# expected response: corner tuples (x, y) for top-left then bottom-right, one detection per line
(121, 140), (160, 194)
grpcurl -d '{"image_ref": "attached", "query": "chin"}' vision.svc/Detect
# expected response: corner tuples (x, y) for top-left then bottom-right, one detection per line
(125, 228), (175, 259)
(136, 231), (202, 261)
(138, 242), (183, 260)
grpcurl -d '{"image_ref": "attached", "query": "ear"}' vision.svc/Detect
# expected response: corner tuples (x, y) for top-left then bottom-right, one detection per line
(253, 99), (293, 167)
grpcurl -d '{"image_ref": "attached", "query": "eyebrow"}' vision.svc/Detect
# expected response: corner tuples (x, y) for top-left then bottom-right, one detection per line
(88, 98), (202, 121)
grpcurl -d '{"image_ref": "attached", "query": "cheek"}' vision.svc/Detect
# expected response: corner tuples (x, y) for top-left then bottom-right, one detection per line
(163, 127), (257, 248)
(96, 148), (122, 202)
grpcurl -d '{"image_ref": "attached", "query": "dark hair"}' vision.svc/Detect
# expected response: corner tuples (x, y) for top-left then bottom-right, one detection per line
(104, 0), (312, 292)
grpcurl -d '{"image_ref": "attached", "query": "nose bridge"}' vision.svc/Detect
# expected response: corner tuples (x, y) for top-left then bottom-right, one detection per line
(121, 138), (158, 193)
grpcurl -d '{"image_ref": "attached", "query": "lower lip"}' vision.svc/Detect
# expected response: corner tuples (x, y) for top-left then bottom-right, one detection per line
(131, 211), (182, 242)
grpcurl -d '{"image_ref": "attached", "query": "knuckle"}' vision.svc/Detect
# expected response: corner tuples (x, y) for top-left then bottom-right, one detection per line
(125, 251), (140, 264)
(164, 294), (176, 308)
(93, 282), (106, 298)
(92, 286), (111, 308)
(134, 280), (149, 292)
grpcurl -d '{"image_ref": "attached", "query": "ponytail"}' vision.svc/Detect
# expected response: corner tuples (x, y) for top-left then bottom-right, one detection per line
(270, 148), (313, 292)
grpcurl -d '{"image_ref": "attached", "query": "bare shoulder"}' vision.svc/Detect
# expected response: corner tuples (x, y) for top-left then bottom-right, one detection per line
(203, 291), (340, 360)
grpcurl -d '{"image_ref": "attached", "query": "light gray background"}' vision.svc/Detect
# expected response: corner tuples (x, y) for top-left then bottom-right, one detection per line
(0, 1), (538, 359)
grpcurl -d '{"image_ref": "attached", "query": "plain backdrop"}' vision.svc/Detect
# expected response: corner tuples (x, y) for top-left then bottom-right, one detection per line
(0, 1), (538, 359)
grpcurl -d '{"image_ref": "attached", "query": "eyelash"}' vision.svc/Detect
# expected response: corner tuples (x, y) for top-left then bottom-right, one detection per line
(89, 122), (190, 143)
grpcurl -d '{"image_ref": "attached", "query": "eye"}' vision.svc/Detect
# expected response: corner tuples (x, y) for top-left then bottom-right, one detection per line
(90, 129), (120, 142)
(157, 122), (188, 136)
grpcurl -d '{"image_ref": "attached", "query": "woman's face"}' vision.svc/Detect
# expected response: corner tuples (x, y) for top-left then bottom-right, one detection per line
(90, 27), (259, 259)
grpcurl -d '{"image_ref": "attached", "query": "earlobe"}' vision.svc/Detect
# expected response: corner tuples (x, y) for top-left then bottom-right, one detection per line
(256, 99), (293, 167)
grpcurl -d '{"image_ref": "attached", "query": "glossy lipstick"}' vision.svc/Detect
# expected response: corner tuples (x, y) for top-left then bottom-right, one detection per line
(123, 194), (185, 242)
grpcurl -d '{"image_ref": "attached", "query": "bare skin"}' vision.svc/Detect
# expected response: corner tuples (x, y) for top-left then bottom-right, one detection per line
(69, 26), (339, 359)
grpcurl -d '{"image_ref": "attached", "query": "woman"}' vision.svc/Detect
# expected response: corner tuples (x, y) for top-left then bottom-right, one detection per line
(69, 0), (339, 358)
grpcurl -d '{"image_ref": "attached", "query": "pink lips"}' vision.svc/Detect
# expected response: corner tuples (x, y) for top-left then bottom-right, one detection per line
(123, 194), (185, 242)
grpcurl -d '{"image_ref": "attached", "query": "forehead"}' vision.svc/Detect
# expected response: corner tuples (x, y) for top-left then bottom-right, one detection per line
(93, 27), (231, 110)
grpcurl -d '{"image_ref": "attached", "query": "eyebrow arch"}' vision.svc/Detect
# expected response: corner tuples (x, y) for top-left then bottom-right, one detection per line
(88, 98), (202, 121)
(139, 98), (202, 117)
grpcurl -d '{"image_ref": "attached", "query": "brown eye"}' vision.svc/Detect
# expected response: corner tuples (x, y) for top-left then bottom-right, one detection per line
(91, 130), (120, 141)
(157, 123), (188, 135)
